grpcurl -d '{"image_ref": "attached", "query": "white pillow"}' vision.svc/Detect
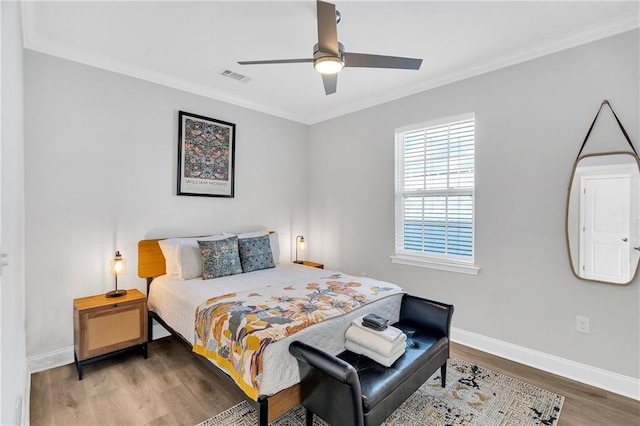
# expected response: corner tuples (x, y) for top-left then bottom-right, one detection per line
(223, 228), (269, 239)
(269, 232), (280, 263)
(176, 235), (226, 280)
(158, 238), (181, 276)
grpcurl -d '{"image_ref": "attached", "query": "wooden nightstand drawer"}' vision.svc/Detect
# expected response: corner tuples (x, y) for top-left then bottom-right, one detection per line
(80, 302), (145, 359)
(73, 289), (147, 379)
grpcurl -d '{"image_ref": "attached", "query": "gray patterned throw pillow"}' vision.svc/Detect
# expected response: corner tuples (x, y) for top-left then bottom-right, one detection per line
(238, 234), (275, 273)
(198, 236), (243, 279)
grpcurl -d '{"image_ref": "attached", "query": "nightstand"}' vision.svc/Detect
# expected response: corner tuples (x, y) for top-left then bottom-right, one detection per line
(73, 288), (147, 380)
(298, 260), (324, 269)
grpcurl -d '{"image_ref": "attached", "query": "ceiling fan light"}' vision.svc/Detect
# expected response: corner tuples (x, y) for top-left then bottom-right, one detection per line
(314, 56), (344, 74)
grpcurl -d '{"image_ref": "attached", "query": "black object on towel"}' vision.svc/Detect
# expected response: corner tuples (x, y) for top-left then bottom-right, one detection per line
(362, 313), (389, 331)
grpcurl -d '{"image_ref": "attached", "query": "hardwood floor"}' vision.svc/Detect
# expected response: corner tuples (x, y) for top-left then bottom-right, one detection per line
(30, 338), (639, 425)
(30, 338), (245, 426)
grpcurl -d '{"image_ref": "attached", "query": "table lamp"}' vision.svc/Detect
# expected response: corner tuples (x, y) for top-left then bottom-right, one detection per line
(294, 235), (305, 264)
(107, 250), (128, 298)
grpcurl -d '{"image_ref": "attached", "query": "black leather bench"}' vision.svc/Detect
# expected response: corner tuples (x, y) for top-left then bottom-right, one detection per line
(289, 294), (454, 426)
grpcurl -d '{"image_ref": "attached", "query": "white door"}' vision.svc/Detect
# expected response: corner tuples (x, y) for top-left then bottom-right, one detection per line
(580, 175), (631, 283)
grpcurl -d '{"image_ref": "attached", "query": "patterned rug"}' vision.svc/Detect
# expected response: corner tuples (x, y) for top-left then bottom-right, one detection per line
(196, 357), (564, 426)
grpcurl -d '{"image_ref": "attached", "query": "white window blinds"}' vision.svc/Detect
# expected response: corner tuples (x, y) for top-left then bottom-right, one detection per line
(395, 114), (475, 264)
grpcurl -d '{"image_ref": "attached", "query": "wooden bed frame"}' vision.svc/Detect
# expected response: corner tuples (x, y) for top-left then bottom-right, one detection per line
(137, 237), (300, 426)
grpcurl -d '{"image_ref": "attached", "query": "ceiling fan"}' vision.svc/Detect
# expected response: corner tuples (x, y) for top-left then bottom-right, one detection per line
(238, 0), (423, 95)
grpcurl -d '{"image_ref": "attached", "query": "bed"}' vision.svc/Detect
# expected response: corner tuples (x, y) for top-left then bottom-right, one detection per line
(138, 234), (405, 425)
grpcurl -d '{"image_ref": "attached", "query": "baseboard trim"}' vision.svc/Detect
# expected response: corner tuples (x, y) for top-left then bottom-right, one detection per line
(451, 327), (640, 401)
(27, 324), (172, 374)
(27, 346), (74, 374)
(27, 326), (638, 400)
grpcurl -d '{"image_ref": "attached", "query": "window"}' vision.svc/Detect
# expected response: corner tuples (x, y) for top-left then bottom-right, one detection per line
(392, 113), (478, 274)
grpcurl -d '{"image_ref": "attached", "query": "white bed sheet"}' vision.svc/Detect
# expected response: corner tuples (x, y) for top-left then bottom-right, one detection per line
(148, 262), (404, 397)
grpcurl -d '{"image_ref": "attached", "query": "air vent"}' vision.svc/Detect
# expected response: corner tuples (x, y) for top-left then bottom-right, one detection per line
(220, 69), (250, 83)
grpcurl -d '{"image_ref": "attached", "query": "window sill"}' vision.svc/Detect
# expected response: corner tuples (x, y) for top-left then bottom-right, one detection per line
(390, 255), (480, 275)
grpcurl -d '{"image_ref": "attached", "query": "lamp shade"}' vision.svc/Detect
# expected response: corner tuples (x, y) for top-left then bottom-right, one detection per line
(295, 235), (306, 263)
(109, 251), (126, 276)
(107, 250), (128, 298)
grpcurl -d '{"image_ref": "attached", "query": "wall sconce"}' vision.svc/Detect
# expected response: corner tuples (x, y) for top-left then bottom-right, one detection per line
(107, 250), (128, 298)
(294, 235), (305, 264)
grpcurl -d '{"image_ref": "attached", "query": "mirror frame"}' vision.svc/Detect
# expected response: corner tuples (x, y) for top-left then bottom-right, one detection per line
(565, 150), (640, 285)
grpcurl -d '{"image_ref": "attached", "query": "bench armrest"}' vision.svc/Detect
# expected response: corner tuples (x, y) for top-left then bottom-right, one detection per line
(289, 341), (365, 426)
(289, 341), (360, 387)
(399, 294), (454, 339)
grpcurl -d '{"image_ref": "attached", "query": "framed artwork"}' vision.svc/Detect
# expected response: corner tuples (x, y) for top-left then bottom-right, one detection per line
(177, 111), (235, 197)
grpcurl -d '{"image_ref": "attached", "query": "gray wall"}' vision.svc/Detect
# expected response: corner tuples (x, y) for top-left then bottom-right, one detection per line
(1, 2), (27, 424)
(308, 30), (639, 378)
(24, 52), (310, 356)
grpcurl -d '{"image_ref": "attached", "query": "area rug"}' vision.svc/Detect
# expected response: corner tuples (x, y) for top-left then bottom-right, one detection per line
(196, 357), (564, 426)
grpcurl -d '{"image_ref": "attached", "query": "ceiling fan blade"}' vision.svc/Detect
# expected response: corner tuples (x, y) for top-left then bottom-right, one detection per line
(238, 58), (314, 65)
(317, 1), (339, 55)
(344, 52), (422, 70)
(322, 74), (337, 95)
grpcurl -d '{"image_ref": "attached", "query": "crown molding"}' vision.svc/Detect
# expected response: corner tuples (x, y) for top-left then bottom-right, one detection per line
(21, 4), (639, 125)
(24, 38), (302, 123)
(20, 3), (301, 123)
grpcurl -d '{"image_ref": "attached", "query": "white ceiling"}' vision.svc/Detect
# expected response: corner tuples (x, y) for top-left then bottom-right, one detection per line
(22, 1), (639, 124)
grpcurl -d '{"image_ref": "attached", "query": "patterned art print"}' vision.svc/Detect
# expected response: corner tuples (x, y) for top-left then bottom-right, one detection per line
(177, 111), (235, 197)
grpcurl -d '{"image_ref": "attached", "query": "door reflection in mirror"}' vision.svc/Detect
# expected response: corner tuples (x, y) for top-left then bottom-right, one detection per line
(567, 152), (640, 284)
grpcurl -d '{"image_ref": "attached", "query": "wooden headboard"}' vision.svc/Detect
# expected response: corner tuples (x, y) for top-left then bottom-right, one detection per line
(138, 238), (166, 279)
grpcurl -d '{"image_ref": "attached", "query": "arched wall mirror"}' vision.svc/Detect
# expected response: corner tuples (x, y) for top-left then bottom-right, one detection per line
(566, 152), (640, 284)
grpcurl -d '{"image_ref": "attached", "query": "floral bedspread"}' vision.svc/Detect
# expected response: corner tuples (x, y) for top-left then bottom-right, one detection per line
(192, 276), (404, 400)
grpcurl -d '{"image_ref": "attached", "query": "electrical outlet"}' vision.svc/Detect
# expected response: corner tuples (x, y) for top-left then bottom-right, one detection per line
(576, 315), (590, 334)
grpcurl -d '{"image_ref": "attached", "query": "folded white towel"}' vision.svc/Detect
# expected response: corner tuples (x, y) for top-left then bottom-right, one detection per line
(345, 340), (405, 367)
(345, 326), (406, 357)
(351, 317), (404, 342)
